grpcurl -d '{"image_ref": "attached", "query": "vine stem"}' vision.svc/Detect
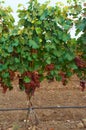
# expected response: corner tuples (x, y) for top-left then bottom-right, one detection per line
(25, 95), (32, 129)
(25, 95), (39, 129)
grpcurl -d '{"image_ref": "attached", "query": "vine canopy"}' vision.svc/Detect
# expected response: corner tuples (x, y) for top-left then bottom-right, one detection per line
(0, 0), (86, 95)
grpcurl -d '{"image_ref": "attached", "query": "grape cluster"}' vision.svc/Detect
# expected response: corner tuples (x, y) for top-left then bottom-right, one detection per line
(2, 84), (8, 93)
(19, 71), (40, 97)
(75, 57), (86, 69)
(45, 64), (54, 71)
(31, 49), (38, 54)
(80, 81), (86, 91)
(9, 70), (15, 80)
(45, 64), (55, 82)
(59, 72), (67, 86)
(0, 78), (8, 93)
(74, 57), (86, 91)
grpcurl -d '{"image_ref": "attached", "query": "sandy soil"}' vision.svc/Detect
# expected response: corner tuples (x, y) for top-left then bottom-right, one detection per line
(0, 77), (86, 130)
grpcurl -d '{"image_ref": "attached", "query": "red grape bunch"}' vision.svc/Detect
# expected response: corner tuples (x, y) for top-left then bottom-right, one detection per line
(19, 71), (40, 98)
(75, 57), (86, 69)
(80, 80), (86, 91)
(0, 78), (8, 93)
(45, 64), (55, 82)
(59, 72), (67, 86)
(45, 64), (55, 71)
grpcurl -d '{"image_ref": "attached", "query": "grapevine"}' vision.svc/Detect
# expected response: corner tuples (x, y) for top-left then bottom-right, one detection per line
(0, 0), (86, 97)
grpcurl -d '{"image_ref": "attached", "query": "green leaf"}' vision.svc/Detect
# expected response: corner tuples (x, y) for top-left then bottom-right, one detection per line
(36, 21), (42, 25)
(63, 24), (70, 30)
(55, 75), (62, 81)
(53, 50), (62, 57)
(65, 53), (74, 61)
(36, 27), (42, 34)
(3, 64), (8, 70)
(29, 40), (39, 49)
(46, 57), (51, 64)
(8, 46), (13, 53)
(62, 33), (70, 42)
(69, 63), (78, 69)
(32, 54), (37, 59)
(66, 72), (73, 77)
(0, 64), (3, 71)
(0, 26), (2, 33)
(2, 72), (10, 78)
(24, 76), (31, 83)
(28, 56), (32, 61)
(19, 84), (25, 91)
(39, 75), (45, 82)
(40, 9), (49, 20)
(34, 64), (40, 70)
(18, 3), (23, 7)
(15, 58), (20, 63)
(12, 39), (19, 47)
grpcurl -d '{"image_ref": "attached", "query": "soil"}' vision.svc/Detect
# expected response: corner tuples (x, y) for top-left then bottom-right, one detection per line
(0, 76), (86, 130)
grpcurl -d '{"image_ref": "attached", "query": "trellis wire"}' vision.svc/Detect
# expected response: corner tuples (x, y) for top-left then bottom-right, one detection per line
(0, 106), (86, 112)
(70, 80), (86, 83)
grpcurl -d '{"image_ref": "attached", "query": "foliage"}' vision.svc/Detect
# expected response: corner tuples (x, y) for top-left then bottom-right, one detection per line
(0, 0), (86, 97)
(0, 2), (15, 92)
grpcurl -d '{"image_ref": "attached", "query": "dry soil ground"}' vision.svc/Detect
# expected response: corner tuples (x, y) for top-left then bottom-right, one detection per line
(0, 76), (86, 130)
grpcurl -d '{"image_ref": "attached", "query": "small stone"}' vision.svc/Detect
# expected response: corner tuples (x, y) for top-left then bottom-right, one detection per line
(32, 126), (37, 130)
(82, 119), (86, 128)
(8, 128), (13, 130)
(49, 128), (54, 130)
(28, 126), (37, 130)
(52, 120), (57, 125)
(24, 119), (29, 123)
(66, 120), (71, 123)
(77, 122), (84, 128)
